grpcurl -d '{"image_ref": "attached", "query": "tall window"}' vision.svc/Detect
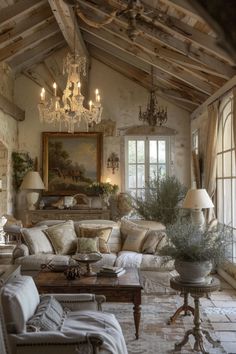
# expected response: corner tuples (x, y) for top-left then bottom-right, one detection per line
(125, 136), (170, 197)
(216, 93), (236, 263)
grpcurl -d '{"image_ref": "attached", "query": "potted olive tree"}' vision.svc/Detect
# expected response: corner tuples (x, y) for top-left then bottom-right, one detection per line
(159, 220), (231, 283)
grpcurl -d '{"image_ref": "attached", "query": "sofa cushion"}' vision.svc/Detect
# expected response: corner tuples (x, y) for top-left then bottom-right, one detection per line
(77, 237), (99, 253)
(120, 218), (148, 244)
(27, 295), (64, 332)
(142, 230), (166, 254)
(45, 220), (77, 255)
(1, 276), (40, 333)
(79, 226), (112, 253)
(76, 221), (121, 253)
(14, 254), (74, 271)
(122, 227), (148, 252)
(21, 225), (53, 255)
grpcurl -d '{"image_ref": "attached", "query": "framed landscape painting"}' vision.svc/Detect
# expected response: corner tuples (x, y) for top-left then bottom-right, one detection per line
(42, 132), (102, 195)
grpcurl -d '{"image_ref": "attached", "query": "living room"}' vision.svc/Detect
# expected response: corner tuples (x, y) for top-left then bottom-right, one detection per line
(0, 0), (236, 353)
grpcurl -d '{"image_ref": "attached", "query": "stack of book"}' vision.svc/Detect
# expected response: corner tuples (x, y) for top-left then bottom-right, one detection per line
(97, 266), (126, 277)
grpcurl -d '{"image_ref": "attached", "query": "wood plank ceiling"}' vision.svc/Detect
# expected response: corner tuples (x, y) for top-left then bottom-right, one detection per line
(0, 0), (235, 112)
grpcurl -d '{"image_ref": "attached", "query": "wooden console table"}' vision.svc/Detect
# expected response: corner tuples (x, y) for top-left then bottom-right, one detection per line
(25, 209), (110, 226)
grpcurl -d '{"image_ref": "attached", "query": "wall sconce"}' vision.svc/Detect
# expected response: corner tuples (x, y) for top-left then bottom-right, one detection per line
(107, 153), (119, 174)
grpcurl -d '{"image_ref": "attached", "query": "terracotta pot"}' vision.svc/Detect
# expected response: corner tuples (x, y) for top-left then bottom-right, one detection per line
(174, 259), (212, 284)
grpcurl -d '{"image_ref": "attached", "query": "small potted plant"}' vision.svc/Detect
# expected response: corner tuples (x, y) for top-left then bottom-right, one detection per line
(86, 182), (119, 207)
(159, 220), (231, 283)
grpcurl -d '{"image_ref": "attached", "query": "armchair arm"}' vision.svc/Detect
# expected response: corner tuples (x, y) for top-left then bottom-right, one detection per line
(9, 331), (103, 354)
(47, 294), (106, 311)
(12, 244), (29, 260)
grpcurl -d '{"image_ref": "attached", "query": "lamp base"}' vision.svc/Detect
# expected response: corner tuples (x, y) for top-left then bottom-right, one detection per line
(26, 192), (40, 210)
(191, 209), (205, 227)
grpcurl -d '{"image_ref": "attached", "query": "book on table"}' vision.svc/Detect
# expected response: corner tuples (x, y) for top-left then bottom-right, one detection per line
(97, 267), (126, 277)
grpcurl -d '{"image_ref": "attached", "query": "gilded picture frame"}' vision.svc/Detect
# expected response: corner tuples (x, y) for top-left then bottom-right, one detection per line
(42, 132), (102, 195)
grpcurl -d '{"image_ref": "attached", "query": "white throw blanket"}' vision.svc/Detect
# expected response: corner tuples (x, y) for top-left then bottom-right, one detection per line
(115, 251), (143, 268)
(63, 310), (128, 354)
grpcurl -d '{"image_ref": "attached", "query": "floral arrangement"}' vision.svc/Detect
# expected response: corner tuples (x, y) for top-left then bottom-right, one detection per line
(86, 182), (119, 196)
(159, 220), (232, 265)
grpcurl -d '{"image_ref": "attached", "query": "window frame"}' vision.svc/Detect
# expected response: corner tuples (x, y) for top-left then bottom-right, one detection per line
(124, 135), (171, 197)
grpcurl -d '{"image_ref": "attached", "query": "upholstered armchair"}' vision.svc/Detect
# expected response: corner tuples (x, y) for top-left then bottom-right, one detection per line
(1, 276), (128, 354)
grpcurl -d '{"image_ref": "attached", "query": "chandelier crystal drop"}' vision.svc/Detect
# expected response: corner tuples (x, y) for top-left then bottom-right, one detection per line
(139, 67), (167, 127)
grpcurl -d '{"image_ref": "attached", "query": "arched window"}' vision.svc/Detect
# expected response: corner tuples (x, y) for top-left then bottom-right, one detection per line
(216, 93), (235, 262)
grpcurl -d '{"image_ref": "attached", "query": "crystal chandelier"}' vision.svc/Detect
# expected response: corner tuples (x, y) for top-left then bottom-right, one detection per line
(38, 9), (102, 133)
(139, 67), (167, 127)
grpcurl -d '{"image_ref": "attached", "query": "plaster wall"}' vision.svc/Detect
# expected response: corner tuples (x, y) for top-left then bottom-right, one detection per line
(14, 56), (191, 200)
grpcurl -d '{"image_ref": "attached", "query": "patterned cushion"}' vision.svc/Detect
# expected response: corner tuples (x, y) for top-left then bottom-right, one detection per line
(27, 296), (64, 332)
(45, 220), (77, 255)
(77, 237), (99, 253)
(21, 226), (53, 255)
(142, 230), (166, 254)
(122, 227), (148, 252)
(1, 276), (40, 333)
(120, 218), (148, 244)
(79, 227), (112, 253)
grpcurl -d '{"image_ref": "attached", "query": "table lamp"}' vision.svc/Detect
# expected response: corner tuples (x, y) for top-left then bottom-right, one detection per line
(20, 171), (45, 210)
(182, 188), (214, 226)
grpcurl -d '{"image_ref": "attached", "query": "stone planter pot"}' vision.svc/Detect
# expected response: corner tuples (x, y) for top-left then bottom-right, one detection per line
(174, 259), (212, 284)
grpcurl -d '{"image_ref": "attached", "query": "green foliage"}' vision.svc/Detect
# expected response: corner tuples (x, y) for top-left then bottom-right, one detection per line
(132, 175), (187, 225)
(86, 182), (119, 196)
(12, 152), (34, 191)
(159, 220), (232, 265)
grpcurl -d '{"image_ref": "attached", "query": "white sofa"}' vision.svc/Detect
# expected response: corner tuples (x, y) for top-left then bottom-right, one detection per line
(1, 275), (128, 354)
(12, 219), (174, 293)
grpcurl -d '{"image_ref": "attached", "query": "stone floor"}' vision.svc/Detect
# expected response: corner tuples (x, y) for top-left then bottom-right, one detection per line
(200, 277), (236, 354)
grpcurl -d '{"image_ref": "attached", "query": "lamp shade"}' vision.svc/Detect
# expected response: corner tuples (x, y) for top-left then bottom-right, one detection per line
(20, 171), (45, 190)
(182, 189), (214, 209)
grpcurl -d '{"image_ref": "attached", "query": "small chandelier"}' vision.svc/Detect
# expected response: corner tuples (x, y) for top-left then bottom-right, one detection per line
(139, 67), (167, 127)
(38, 8), (102, 133)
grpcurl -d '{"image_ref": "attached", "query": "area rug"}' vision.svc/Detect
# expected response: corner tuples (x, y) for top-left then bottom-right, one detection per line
(103, 294), (227, 354)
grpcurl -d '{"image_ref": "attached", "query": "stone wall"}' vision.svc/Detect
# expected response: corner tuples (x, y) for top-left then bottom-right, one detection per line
(0, 63), (18, 214)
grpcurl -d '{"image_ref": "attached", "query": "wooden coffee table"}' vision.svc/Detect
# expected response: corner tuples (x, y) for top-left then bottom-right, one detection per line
(35, 268), (143, 339)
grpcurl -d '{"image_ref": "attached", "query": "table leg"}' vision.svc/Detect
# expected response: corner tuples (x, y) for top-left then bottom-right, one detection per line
(174, 295), (221, 354)
(168, 292), (194, 324)
(133, 292), (141, 339)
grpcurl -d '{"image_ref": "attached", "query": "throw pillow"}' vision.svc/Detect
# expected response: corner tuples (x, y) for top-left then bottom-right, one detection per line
(120, 218), (148, 244)
(79, 227), (112, 253)
(21, 226), (53, 255)
(45, 220), (77, 255)
(122, 227), (148, 252)
(142, 230), (166, 254)
(77, 237), (99, 253)
(27, 295), (64, 332)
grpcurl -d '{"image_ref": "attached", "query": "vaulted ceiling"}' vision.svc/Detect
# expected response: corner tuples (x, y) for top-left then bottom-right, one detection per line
(0, 0), (235, 112)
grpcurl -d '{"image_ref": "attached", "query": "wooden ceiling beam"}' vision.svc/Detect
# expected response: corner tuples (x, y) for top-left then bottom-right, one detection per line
(48, 0), (88, 59)
(0, 4), (53, 49)
(84, 33), (208, 104)
(80, 22), (215, 95)
(8, 32), (65, 74)
(160, 0), (203, 20)
(79, 0), (235, 79)
(0, 0), (46, 28)
(89, 44), (200, 109)
(0, 92), (25, 121)
(0, 21), (60, 62)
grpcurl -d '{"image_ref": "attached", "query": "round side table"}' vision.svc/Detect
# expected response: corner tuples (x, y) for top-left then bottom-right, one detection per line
(170, 276), (221, 354)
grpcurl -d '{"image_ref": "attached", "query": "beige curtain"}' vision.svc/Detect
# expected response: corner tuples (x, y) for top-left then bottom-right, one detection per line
(233, 88), (236, 162)
(204, 100), (219, 223)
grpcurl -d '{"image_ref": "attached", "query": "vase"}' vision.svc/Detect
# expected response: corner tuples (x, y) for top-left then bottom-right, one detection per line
(174, 259), (212, 284)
